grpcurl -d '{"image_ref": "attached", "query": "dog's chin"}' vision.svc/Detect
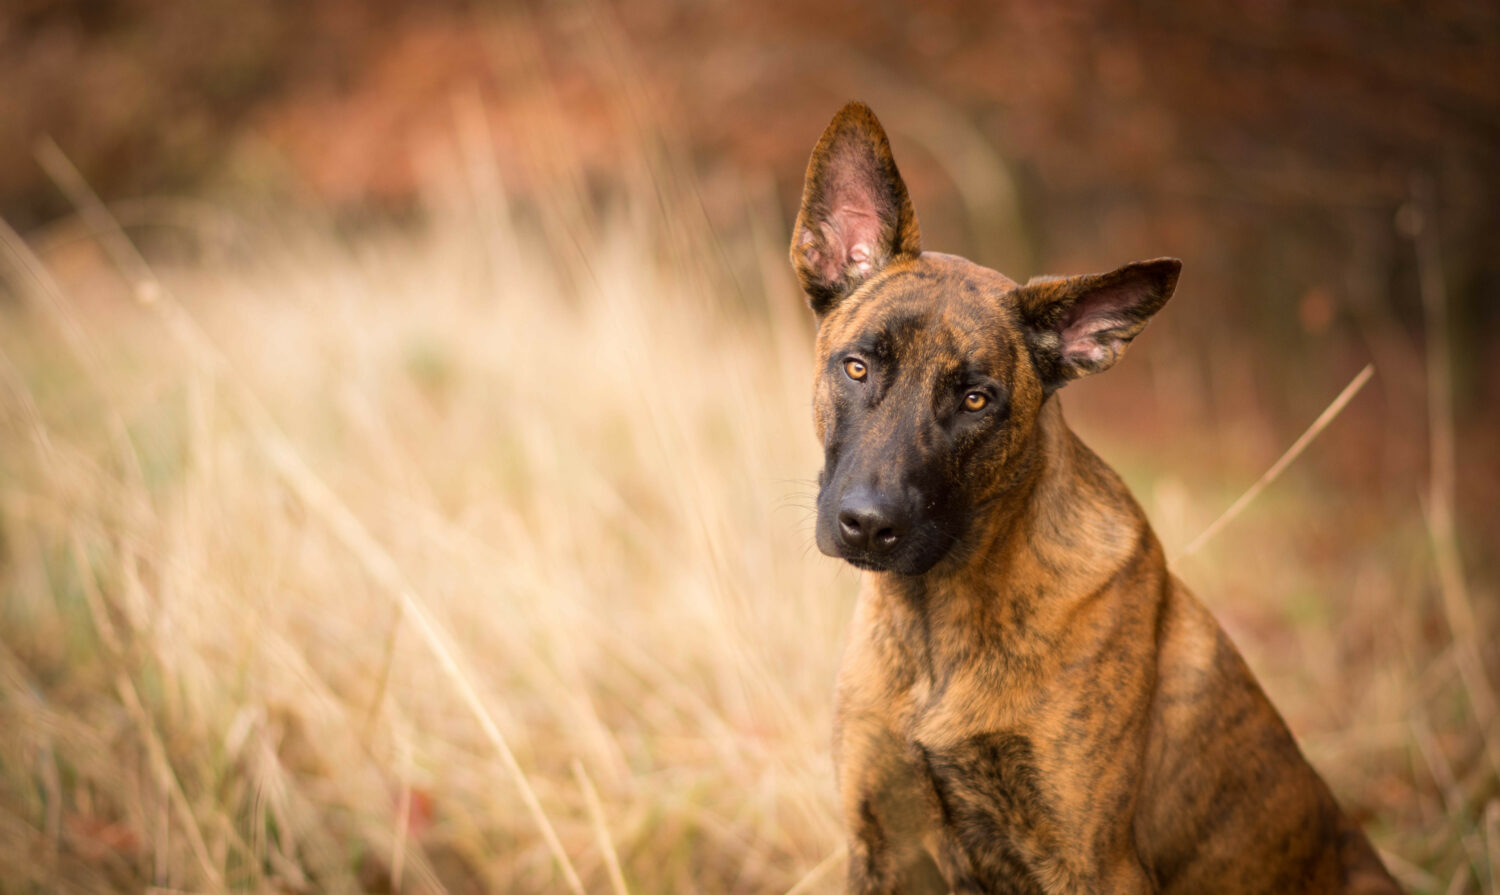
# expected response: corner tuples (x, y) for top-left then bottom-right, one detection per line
(876, 550), (948, 577)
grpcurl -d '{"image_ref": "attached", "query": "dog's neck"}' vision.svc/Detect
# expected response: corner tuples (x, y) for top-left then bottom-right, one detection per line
(871, 397), (1156, 662)
(999, 398), (1150, 579)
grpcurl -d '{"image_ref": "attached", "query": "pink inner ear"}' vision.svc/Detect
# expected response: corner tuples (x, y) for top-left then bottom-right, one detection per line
(1060, 285), (1134, 339)
(1058, 284), (1137, 365)
(818, 149), (885, 280)
(1027, 260), (1175, 378)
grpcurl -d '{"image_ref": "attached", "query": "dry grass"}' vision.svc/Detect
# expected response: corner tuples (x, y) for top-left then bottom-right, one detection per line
(0, 163), (1493, 894)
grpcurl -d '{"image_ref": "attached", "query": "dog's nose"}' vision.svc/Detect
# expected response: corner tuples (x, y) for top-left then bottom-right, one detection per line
(837, 493), (906, 554)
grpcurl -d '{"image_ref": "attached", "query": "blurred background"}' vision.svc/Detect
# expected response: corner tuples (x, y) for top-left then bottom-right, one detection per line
(0, 1), (1496, 892)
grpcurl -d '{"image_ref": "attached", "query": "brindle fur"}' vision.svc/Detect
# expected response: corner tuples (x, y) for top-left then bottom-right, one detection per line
(790, 102), (1400, 894)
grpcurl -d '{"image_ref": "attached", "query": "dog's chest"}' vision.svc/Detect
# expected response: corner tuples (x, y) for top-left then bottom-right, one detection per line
(866, 671), (1062, 890)
(902, 712), (1059, 892)
(840, 587), (1080, 890)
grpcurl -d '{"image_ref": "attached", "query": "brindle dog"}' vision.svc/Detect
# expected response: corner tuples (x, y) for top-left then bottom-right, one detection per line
(790, 102), (1400, 895)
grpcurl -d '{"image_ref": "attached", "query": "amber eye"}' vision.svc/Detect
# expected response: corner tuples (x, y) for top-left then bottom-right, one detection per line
(963, 391), (989, 412)
(844, 358), (868, 381)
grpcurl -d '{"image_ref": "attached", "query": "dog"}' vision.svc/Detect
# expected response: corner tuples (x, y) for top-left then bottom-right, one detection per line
(789, 102), (1400, 894)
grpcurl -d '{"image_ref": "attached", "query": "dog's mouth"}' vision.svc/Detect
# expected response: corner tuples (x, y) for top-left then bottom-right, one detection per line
(830, 541), (951, 577)
(838, 551), (896, 573)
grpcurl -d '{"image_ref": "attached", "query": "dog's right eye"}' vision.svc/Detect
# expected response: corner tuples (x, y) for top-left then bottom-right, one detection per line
(844, 358), (868, 381)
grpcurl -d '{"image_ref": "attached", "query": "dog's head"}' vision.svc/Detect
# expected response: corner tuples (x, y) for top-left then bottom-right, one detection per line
(791, 102), (1180, 576)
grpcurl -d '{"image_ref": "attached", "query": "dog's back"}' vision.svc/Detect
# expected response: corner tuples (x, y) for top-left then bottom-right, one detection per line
(1140, 577), (1397, 893)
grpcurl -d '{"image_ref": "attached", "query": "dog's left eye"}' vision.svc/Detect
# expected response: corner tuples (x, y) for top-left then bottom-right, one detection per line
(963, 391), (989, 412)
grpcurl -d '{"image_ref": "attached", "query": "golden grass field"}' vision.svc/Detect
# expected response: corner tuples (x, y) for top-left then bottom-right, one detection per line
(0, 163), (1494, 893)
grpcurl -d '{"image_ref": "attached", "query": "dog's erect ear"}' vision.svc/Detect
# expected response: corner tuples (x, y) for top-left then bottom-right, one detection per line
(790, 102), (921, 318)
(1014, 258), (1181, 389)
